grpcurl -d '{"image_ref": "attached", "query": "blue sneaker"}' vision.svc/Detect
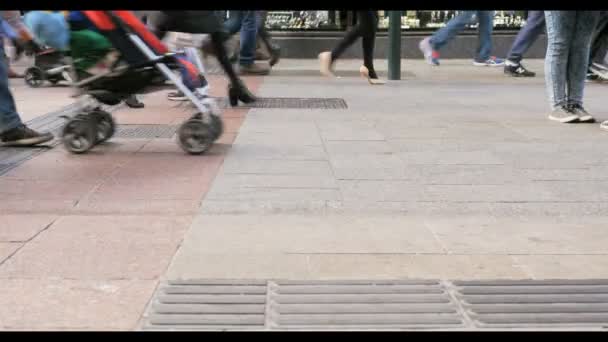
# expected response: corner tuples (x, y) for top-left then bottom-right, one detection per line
(419, 37), (440, 66)
(473, 56), (505, 67)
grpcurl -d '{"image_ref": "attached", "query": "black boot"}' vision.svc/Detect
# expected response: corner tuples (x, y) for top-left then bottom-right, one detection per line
(125, 95), (145, 108)
(228, 81), (257, 107)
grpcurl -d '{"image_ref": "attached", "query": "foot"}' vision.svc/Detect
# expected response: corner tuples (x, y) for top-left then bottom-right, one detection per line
(568, 103), (595, 123)
(473, 56), (505, 67)
(601, 120), (608, 132)
(590, 63), (608, 80)
(238, 62), (270, 76)
(8, 69), (23, 78)
(167, 91), (188, 101)
(269, 46), (281, 67)
(504, 61), (536, 77)
(359, 65), (386, 85)
(319, 51), (335, 77)
(419, 37), (440, 66)
(548, 105), (579, 123)
(586, 72), (600, 82)
(125, 96), (145, 108)
(228, 81), (257, 107)
(0, 125), (54, 146)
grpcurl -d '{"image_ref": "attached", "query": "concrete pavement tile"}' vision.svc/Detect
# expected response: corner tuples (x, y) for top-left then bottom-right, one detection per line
(0, 215), (57, 242)
(2, 151), (125, 182)
(512, 255), (608, 279)
(488, 202), (608, 217)
(397, 151), (504, 165)
(226, 143), (327, 161)
(0, 179), (98, 201)
(306, 254), (528, 280)
(73, 199), (200, 215)
(0, 243), (21, 263)
(233, 131), (323, 146)
(166, 253), (311, 280)
(221, 159), (333, 176)
(338, 180), (427, 202)
(0, 279), (157, 330)
(427, 219), (608, 255)
(0, 200), (78, 214)
(206, 187), (341, 202)
(212, 174), (338, 189)
(325, 141), (395, 155)
(200, 200), (336, 215)
(179, 215), (442, 254)
(0, 215), (192, 279)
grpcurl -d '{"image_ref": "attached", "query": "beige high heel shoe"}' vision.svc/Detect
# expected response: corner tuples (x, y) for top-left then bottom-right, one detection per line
(319, 52), (335, 77)
(360, 65), (386, 85)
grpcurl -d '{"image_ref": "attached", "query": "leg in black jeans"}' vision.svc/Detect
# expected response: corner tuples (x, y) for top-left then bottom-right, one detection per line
(589, 12), (608, 66)
(330, 11), (379, 78)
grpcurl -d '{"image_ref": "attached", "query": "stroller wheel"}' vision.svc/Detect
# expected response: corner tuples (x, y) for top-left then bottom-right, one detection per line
(90, 110), (116, 143)
(61, 116), (97, 154)
(209, 114), (224, 141)
(24, 67), (45, 88)
(177, 119), (214, 155)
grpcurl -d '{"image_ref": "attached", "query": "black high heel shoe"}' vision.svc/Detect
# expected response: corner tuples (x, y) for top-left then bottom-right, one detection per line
(228, 82), (257, 107)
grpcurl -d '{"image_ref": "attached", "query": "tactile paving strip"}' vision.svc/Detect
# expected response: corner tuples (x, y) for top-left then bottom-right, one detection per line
(453, 279), (608, 329)
(114, 125), (178, 139)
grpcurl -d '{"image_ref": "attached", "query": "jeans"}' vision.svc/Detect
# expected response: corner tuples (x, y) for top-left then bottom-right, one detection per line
(507, 11), (545, 63)
(430, 11), (494, 62)
(223, 11), (260, 66)
(544, 11), (600, 109)
(0, 43), (22, 134)
(589, 12), (608, 66)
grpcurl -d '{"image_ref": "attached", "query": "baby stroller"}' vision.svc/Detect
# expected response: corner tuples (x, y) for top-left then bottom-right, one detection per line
(24, 48), (74, 88)
(61, 10), (223, 155)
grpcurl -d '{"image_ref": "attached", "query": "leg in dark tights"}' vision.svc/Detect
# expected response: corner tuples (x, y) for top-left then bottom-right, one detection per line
(330, 11), (379, 78)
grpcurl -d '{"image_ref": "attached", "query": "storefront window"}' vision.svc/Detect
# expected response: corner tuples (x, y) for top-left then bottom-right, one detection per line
(265, 10), (529, 31)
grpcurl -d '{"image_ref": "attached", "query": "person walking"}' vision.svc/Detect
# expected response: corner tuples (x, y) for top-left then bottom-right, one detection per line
(318, 11), (385, 85)
(587, 11), (608, 81)
(544, 11), (600, 124)
(0, 19), (23, 78)
(223, 11), (271, 75)
(0, 11), (53, 146)
(419, 11), (504, 67)
(147, 11), (257, 106)
(504, 11), (545, 77)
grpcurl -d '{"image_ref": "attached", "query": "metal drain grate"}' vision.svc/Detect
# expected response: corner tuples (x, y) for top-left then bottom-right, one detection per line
(215, 97), (348, 110)
(114, 125), (178, 139)
(144, 280), (268, 331)
(454, 279), (608, 329)
(267, 280), (464, 330)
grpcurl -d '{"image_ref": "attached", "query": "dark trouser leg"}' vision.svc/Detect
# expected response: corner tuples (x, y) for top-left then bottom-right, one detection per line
(507, 11), (546, 64)
(589, 12), (608, 66)
(209, 31), (240, 86)
(330, 12), (367, 62)
(359, 11), (379, 78)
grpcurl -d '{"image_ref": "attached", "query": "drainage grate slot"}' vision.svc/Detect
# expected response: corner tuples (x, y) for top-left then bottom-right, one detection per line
(455, 280), (608, 328)
(216, 97), (348, 109)
(114, 125), (178, 139)
(268, 281), (464, 330)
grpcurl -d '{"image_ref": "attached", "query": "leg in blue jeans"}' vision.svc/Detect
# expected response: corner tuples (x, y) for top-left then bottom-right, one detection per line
(545, 11), (599, 109)
(475, 11), (494, 62)
(239, 11), (260, 66)
(430, 11), (476, 51)
(0, 44), (22, 135)
(224, 11), (243, 35)
(567, 11), (600, 105)
(507, 11), (545, 63)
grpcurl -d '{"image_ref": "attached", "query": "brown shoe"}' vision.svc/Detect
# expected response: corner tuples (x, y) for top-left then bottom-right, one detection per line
(238, 62), (270, 76)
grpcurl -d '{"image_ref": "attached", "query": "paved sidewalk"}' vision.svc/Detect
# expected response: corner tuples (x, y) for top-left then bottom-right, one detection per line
(2, 59), (608, 330)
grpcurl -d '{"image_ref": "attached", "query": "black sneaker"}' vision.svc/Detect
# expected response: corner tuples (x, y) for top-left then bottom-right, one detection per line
(1, 125), (54, 146)
(125, 95), (145, 108)
(504, 63), (536, 77)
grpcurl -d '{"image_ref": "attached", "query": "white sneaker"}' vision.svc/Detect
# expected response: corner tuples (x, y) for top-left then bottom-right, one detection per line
(600, 120), (608, 132)
(548, 105), (579, 123)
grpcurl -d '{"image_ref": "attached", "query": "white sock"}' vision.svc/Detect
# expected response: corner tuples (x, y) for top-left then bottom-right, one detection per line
(505, 59), (519, 67)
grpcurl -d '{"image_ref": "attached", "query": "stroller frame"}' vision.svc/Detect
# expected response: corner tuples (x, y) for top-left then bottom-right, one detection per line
(60, 10), (223, 155)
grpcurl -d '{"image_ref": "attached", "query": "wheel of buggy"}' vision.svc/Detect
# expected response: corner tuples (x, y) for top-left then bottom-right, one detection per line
(209, 114), (224, 141)
(90, 110), (115, 143)
(61, 116), (97, 154)
(24, 67), (45, 88)
(177, 119), (214, 155)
